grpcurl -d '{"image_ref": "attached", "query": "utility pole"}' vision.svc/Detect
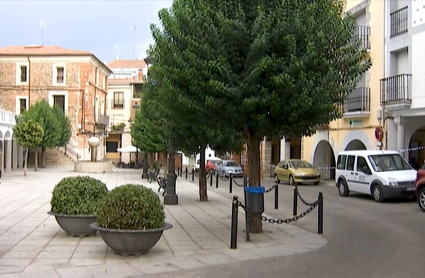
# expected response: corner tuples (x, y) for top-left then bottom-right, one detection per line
(133, 25), (137, 59)
(40, 21), (46, 46)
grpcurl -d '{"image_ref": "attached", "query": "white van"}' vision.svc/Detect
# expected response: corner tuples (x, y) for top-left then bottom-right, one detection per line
(335, 150), (417, 202)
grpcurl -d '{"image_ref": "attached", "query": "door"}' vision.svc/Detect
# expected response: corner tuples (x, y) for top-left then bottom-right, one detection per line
(355, 156), (373, 194)
(53, 95), (65, 113)
(345, 155), (358, 192)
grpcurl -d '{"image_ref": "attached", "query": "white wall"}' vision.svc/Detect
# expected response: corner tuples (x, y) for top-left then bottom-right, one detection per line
(411, 32), (425, 108)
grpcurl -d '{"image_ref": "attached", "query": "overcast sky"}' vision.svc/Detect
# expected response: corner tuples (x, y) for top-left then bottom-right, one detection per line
(0, 0), (173, 63)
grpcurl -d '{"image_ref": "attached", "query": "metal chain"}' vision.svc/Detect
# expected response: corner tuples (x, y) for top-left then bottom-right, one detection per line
(220, 176), (230, 181)
(261, 201), (318, 224)
(232, 178), (245, 187)
(238, 201), (247, 212)
(265, 185), (277, 193)
(294, 184), (317, 207)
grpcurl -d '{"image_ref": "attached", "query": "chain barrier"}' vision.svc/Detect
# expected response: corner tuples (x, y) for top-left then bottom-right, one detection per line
(232, 178), (245, 187)
(219, 175), (230, 181)
(294, 184), (317, 206)
(265, 184), (277, 193)
(261, 200), (319, 224)
(238, 201), (247, 212)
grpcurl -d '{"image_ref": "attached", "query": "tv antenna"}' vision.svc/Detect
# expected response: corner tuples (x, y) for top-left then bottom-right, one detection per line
(40, 21), (46, 45)
(132, 25), (137, 59)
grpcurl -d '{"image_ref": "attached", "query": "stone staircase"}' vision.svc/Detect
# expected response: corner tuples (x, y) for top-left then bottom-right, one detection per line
(27, 148), (75, 167)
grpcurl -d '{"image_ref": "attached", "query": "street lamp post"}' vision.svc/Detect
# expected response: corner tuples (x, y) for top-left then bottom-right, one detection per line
(164, 128), (178, 205)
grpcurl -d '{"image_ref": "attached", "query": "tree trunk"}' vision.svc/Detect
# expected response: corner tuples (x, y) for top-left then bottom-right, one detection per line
(41, 147), (46, 168)
(247, 132), (262, 233)
(164, 152), (169, 175)
(199, 145), (208, 201)
(34, 148), (38, 171)
(24, 148), (28, 177)
(148, 153), (153, 169)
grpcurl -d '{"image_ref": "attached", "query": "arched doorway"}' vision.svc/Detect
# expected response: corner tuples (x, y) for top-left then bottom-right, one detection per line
(409, 126), (425, 170)
(345, 139), (367, 151)
(313, 140), (336, 180)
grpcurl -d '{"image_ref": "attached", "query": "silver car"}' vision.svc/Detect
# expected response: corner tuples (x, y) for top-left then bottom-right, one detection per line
(216, 160), (244, 177)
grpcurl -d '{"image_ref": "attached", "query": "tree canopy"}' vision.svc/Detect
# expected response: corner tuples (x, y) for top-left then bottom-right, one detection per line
(148, 0), (371, 231)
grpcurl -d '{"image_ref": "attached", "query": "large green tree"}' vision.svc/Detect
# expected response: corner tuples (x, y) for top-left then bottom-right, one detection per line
(22, 100), (61, 169)
(52, 104), (72, 148)
(149, 4), (245, 201)
(13, 118), (44, 177)
(151, 0), (371, 231)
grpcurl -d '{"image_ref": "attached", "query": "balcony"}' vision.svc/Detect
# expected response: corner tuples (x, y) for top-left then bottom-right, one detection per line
(354, 25), (370, 50)
(96, 114), (110, 126)
(343, 87), (370, 118)
(0, 109), (16, 126)
(111, 99), (125, 109)
(380, 74), (412, 110)
(390, 6), (408, 37)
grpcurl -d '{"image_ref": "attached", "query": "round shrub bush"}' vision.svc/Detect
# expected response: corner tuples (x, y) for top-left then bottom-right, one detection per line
(97, 184), (165, 230)
(50, 176), (108, 215)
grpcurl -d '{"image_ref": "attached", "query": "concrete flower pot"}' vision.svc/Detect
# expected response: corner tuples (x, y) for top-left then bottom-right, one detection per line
(90, 222), (173, 256)
(48, 211), (97, 237)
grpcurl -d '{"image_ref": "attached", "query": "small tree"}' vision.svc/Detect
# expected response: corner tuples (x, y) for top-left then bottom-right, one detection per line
(52, 105), (72, 148)
(23, 100), (61, 169)
(13, 118), (44, 176)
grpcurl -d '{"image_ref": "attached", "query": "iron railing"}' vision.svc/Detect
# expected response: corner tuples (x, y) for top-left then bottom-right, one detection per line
(354, 25), (370, 50)
(96, 114), (110, 126)
(390, 6), (408, 37)
(380, 74), (412, 103)
(344, 87), (370, 113)
(111, 99), (125, 109)
(0, 109), (16, 125)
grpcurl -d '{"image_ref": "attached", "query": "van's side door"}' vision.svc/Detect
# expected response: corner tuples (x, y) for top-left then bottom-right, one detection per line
(355, 156), (373, 194)
(345, 155), (359, 192)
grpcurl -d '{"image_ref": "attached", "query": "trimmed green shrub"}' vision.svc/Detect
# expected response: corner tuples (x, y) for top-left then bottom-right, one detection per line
(97, 184), (165, 230)
(50, 176), (108, 215)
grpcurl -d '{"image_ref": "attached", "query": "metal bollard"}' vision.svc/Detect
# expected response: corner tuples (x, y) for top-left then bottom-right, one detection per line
(180, 168), (182, 177)
(293, 188), (298, 216)
(185, 167), (188, 179)
(318, 192), (323, 234)
(229, 174), (233, 193)
(230, 196), (239, 249)
(210, 173), (213, 186)
(243, 176), (250, 242)
(274, 185), (279, 209)
(216, 172), (219, 188)
(192, 168), (194, 181)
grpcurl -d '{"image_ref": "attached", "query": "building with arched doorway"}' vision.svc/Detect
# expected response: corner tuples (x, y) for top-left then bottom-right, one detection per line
(0, 108), (22, 174)
(302, 0), (384, 180)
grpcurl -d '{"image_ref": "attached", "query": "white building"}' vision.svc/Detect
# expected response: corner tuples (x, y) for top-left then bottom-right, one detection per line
(382, 0), (425, 166)
(0, 108), (23, 174)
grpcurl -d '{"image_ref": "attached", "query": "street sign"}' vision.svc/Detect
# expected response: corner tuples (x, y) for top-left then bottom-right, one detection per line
(349, 119), (363, 127)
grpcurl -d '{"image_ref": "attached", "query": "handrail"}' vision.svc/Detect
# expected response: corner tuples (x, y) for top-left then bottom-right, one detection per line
(63, 144), (81, 161)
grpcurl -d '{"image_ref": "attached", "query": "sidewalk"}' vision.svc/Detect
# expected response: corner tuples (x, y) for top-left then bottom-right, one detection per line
(0, 168), (327, 277)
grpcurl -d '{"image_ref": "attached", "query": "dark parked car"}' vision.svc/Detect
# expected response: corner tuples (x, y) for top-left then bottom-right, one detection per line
(415, 164), (425, 211)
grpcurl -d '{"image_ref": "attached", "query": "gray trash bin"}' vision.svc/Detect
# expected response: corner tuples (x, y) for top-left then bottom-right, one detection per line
(245, 186), (265, 214)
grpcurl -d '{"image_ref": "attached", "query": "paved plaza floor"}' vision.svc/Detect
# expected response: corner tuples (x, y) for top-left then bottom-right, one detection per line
(0, 167), (327, 277)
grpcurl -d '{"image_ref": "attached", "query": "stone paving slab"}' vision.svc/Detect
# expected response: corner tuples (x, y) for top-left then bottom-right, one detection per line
(0, 167), (327, 277)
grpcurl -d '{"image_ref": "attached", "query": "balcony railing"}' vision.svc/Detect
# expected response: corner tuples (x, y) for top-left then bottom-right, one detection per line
(390, 6), (408, 37)
(96, 114), (110, 126)
(344, 87), (370, 113)
(111, 99), (125, 109)
(380, 74), (412, 103)
(354, 25), (370, 50)
(0, 109), (16, 125)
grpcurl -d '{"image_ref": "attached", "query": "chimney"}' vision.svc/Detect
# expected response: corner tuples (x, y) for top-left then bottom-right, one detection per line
(138, 69), (143, 80)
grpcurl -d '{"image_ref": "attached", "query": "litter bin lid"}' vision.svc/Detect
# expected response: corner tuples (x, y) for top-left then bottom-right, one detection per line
(245, 186), (265, 193)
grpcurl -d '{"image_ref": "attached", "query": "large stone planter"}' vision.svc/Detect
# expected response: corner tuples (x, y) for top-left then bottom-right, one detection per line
(48, 212), (97, 237)
(90, 222), (173, 256)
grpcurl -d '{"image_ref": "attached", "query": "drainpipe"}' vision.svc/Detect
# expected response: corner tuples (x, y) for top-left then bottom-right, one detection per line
(27, 56), (31, 108)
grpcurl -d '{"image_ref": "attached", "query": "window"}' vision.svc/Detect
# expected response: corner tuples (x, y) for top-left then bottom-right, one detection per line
(368, 154), (412, 172)
(15, 96), (28, 114)
(106, 141), (118, 153)
(20, 66), (27, 82)
(337, 155), (347, 170)
(346, 155), (355, 171)
(356, 157), (369, 172)
(53, 95), (65, 113)
(53, 64), (66, 85)
(113, 92), (124, 108)
(16, 63), (29, 84)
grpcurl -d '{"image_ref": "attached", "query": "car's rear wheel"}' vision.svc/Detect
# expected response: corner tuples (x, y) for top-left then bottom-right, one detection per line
(274, 174), (280, 184)
(338, 180), (349, 196)
(417, 187), (425, 212)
